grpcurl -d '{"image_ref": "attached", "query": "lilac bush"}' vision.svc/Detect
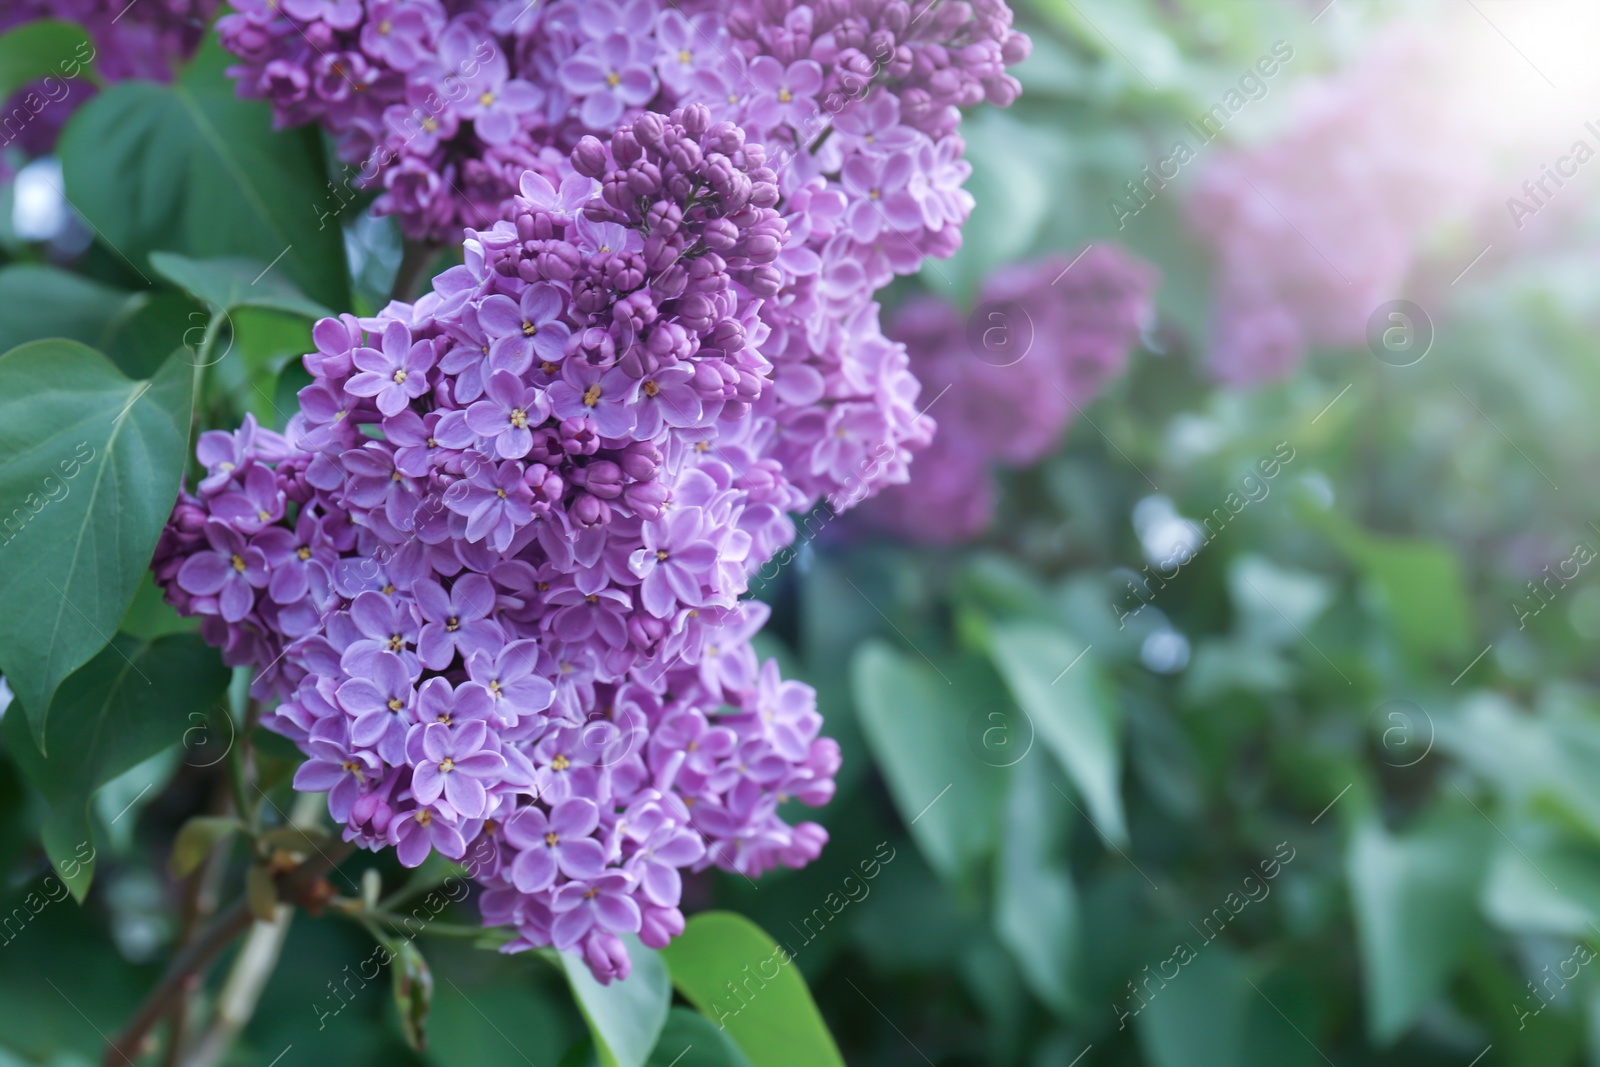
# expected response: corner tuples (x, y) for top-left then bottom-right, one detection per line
(860, 246), (1156, 543)
(1186, 24), (1484, 384)
(160, 0), (1029, 982)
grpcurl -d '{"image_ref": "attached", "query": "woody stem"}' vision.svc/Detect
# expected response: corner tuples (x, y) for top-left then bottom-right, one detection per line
(102, 843), (354, 1067)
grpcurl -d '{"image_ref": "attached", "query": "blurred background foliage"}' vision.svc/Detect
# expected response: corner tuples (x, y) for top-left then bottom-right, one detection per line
(5, 0), (1600, 1065)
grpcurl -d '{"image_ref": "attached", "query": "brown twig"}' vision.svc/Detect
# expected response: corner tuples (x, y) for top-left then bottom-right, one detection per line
(103, 844), (354, 1067)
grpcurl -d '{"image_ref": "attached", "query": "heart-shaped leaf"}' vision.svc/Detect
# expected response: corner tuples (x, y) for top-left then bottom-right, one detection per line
(2, 632), (230, 899)
(661, 911), (844, 1067)
(0, 340), (195, 745)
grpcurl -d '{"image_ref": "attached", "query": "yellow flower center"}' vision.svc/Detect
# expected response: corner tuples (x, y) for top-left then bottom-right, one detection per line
(445, 616), (460, 632)
(779, 88), (793, 103)
(439, 757), (455, 772)
(341, 760), (366, 781)
(606, 71), (621, 88)
(296, 546), (311, 561)
(679, 49), (692, 63)
(392, 368), (407, 383)
(642, 379), (660, 397)
(656, 549), (668, 561)
(387, 633), (404, 651)
(257, 509), (270, 521)
(230, 554), (246, 573)
(521, 321), (537, 337)
(378, 19), (392, 33)
(509, 407), (528, 428)
(479, 91), (495, 106)
(583, 384), (602, 407)
(540, 361), (557, 375)
(489, 679), (503, 696)
(496, 488), (507, 499)
(416, 809), (432, 826)
(387, 697), (403, 711)
(422, 116), (439, 132)
(382, 583), (396, 595)
(551, 753), (571, 771)
(545, 831), (559, 846)
(869, 187), (880, 200)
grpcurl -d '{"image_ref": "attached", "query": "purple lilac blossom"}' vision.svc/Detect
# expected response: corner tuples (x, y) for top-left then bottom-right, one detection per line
(1185, 25), (1487, 384)
(860, 247), (1157, 543)
(152, 110), (842, 983)
(217, 0), (1031, 512)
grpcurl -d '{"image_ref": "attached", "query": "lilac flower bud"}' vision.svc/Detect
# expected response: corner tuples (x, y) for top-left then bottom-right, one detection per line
(579, 460), (624, 499)
(742, 264), (783, 297)
(651, 264), (689, 301)
(572, 136), (608, 178)
(703, 123), (744, 156)
(633, 112), (665, 146)
(639, 906), (686, 949)
(612, 127), (643, 166)
(571, 491), (610, 527)
(679, 103), (711, 136)
(701, 218), (740, 252)
(618, 442), (662, 481)
(623, 479), (670, 518)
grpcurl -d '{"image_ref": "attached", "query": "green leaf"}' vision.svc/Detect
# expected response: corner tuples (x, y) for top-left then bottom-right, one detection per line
(1347, 814), (1489, 1044)
(0, 265), (135, 354)
(1136, 945), (1251, 1067)
(0, 341), (195, 744)
(661, 912), (844, 1067)
(850, 641), (1007, 882)
(1, 633), (230, 899)
(559, 935), (671, 1067)
(994, 756), (1079, 1016)
(986, 622), (1127, 845)
(148, 251), (334, 321)
(1304, 506), (1472, 659)
(645, 1008), (752, 1067)
(102, 291), (208, 381)
(1136, 949), (1325, 1067)
(168, 814), (239, 878)
(58, 37), (349, 310)
(0, 19), (93, 100)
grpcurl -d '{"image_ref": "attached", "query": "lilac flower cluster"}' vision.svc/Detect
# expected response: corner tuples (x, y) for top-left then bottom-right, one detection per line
(1186, 25), (1485, 384)
(860, 247), (1156, 543)
(217, 0), (1029, 510)
(718, 0), (1031, 509)
(0, 0), (216, 159)
(152, 110), (843, 982)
